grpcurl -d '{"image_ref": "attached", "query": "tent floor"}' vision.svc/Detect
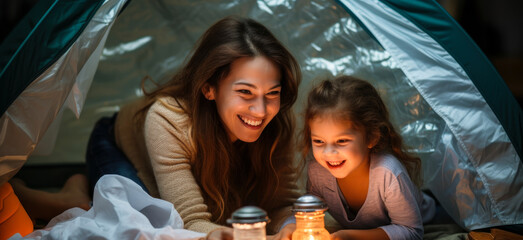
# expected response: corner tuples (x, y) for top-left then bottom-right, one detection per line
(10, 164), (523, 238)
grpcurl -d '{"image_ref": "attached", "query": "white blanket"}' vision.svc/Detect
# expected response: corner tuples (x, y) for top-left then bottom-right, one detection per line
(10, 175), (206, 240)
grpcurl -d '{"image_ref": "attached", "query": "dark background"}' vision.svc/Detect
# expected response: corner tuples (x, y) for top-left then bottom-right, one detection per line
(439, 0), (523, 108)
(1, 0), (522, 107)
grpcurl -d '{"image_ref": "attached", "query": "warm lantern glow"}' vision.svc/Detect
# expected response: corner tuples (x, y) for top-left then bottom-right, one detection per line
(291, 211), (330, 240)
(227, 206), (269, 240)
(232, 222), (267, 240)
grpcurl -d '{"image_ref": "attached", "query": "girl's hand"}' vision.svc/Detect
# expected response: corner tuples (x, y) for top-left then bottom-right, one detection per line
(268, 223), (296, 240)
(330, 228), (390, 240)
(205, 227), (233, 240)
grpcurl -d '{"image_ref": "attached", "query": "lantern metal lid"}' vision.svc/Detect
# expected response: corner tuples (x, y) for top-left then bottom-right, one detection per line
(292, 194), (328, 212)
(227, 206), (270, 224)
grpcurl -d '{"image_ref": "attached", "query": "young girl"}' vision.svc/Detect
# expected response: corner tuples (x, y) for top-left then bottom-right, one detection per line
(302, 76), (435, 240)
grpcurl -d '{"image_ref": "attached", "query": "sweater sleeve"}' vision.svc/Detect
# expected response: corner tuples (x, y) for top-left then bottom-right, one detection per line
(144, 98), (222, 234)
(379, 172), (424, 240)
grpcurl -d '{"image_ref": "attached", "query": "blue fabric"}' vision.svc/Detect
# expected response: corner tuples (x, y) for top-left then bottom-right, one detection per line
(85, 114), (149, 195)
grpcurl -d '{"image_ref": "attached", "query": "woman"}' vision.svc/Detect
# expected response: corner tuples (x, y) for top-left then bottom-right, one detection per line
(86, 16), (302, 238)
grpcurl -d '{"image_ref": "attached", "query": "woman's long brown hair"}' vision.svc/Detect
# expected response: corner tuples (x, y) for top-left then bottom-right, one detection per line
(136, 16), (301, 223)
(302, 76), (422, 187)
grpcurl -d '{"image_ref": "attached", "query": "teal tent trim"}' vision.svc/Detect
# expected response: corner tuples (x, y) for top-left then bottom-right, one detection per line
(0, 0), (105, 116)
(380, 0), (523, 159)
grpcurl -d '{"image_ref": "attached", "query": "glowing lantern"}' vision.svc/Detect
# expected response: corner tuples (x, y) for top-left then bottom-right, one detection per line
(227, 206), (270, 240)
(292, 194), (330, 240)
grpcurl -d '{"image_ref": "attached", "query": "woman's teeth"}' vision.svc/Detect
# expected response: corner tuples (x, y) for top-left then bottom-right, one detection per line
(240, 116), (262, 126)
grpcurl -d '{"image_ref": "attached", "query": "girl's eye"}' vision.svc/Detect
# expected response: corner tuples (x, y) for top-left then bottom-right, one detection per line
(337, 139), (350, 144)
(312, 139), (324, 144)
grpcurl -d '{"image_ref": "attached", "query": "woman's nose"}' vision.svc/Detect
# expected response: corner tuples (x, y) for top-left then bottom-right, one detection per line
(249, 97), (267, 117)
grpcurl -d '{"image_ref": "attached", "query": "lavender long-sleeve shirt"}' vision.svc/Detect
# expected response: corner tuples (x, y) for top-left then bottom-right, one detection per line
(307, 153), (435, 240)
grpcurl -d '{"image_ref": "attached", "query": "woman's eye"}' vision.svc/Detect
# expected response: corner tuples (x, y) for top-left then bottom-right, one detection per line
(267, 90), (280, 96)
(237, 89), (251, 94)
(265, 90), (281, 99)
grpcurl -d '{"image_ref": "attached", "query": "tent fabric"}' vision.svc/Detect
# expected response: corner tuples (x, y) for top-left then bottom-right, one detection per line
(0, 0), (521, 233)
(0, 0), (128, 186)
(338, 0), (522, 230)
(0, 0), (104, 116)
(379, 0), (523, 159)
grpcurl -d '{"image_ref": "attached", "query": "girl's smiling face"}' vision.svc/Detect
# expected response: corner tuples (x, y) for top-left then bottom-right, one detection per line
(204, 56), (281, 142)
(310, 115), (374, 179)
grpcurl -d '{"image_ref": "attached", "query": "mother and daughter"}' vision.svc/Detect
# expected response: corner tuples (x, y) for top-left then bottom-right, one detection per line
(11, 16), (436, 240)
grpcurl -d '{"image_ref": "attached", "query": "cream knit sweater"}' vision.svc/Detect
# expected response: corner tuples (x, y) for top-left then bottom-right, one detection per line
(114, 96), (301, 234)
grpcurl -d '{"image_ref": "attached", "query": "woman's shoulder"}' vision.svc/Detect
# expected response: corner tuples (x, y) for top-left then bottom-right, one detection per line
(144, 96), (195, 153)
(146, 96), (191, 132)
(150, 96), (186, 112)
(147, 96), (189, 119)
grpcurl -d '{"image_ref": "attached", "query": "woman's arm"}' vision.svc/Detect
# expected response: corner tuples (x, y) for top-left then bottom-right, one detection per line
(144, 98), (223, 234)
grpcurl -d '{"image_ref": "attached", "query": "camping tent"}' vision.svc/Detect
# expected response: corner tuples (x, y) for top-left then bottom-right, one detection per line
(1, 0), (521, 232)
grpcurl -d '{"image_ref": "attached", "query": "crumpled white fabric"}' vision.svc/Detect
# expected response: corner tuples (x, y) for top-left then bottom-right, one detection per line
(10, 174), (206, 240)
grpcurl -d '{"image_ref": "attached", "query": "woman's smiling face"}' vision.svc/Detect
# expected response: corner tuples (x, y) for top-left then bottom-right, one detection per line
(205, 56), (281, 142)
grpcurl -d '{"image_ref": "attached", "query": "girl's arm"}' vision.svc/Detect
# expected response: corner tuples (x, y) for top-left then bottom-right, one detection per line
(268, 223), (296, 240)
(330, 162), (423, 240)
(379, 171), (424, 240)
(331, 228), (389, 240)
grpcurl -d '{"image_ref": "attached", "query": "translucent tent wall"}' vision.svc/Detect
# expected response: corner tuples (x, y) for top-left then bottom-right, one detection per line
(1, 0), (521, 231)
